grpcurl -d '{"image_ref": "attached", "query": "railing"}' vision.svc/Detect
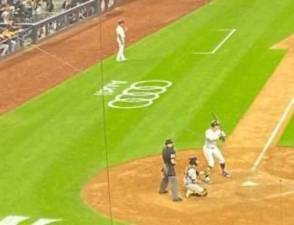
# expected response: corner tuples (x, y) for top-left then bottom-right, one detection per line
(0, 0), (117, 59)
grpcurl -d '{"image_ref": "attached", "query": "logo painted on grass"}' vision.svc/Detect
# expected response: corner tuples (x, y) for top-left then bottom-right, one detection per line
(0, 215), (61, 225)
(108, 80), (172, 109)
(95, 80), (172, 109)
(95, 80), (128, 96)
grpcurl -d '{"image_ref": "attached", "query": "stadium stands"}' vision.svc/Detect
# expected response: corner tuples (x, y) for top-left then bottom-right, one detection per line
(0, 0), (116, 58)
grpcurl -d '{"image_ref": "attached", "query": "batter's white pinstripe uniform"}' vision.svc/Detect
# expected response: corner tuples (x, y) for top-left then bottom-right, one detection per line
(203, 128), (226, 167)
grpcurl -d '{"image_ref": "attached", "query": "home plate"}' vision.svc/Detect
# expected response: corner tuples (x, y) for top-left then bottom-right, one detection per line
(241, 180), (258, 187)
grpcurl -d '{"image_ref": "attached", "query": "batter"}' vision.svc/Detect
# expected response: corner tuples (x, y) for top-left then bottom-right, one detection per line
(203, 120), (230, 183)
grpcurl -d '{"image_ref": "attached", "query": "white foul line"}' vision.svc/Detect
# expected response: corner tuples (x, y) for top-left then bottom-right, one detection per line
(264, 190), (294, 200)
(251, 97), (294, 172)
(192, 28), (236, 55)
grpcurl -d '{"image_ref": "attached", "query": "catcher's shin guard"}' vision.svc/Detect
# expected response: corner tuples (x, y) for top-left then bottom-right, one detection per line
(185, 189), (193, 198)
(201, 188), (208, 197)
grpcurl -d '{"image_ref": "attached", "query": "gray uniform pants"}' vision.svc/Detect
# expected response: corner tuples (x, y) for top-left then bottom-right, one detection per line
(159, 165), (180, 200)
(186, 183), (204, 194)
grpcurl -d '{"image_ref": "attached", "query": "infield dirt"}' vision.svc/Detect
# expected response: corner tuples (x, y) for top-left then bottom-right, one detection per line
(83, 148), (294, 225)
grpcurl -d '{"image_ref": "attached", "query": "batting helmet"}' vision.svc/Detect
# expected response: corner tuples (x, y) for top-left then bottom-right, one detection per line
(210, 120), (220, 127)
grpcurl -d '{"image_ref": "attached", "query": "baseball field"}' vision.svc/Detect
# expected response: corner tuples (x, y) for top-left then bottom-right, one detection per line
(0, 0), (294, 225)
(280, 117), (294, 146)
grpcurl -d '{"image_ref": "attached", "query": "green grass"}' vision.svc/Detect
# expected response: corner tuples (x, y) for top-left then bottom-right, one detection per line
(279, 116), (294, 147)
(0, 0), (294, 224)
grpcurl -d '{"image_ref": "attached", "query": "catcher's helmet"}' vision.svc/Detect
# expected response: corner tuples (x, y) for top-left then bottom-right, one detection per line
(189, 156), (198, 165)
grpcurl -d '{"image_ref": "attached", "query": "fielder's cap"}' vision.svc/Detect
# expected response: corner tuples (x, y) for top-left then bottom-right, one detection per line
(165, 139), (173, 145)
(210, 120), (220, 127)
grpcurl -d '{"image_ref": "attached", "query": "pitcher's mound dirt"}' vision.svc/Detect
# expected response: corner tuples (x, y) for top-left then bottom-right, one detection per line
(83, 150), (294, 225)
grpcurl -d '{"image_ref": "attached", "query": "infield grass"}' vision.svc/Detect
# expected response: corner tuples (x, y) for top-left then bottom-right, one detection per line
(279, 116), (294, 147)
(1, 0), (294, 224)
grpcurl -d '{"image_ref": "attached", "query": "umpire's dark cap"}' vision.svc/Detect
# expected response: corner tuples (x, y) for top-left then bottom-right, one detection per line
(165, 139), (173, 145)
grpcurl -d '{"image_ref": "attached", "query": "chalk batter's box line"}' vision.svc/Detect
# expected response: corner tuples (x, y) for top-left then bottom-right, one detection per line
(192, 28), (237, 55)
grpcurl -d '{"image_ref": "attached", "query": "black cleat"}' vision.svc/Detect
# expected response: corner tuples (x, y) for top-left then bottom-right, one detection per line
(222, 171), (231, 177)
(173, 197), (183, 202)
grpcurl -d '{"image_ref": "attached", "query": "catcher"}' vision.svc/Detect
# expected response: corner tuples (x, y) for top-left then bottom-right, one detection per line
(184, 156), (208, 198)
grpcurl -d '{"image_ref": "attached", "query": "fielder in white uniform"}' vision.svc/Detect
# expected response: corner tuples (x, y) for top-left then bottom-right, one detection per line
(116, 20), (127, 62)
(203, 120), (230, 182)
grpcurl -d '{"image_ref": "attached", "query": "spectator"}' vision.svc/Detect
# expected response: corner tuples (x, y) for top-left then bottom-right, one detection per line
(7, 19), (23, 32)
(1, 5), (12, 23)
(37, 25), (45, 39)
(61, 0), (74, 11)
(2, 21), (23, 52)
(0, 26), (10, 57)
(32, 0), (43, 15)
(0, 34), (10, 56)
(19, 0), (33, 21)
(45, 0), (54, 12)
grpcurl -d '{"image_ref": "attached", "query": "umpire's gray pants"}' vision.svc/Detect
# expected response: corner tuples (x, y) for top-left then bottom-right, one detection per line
(159, 175), (180, 200)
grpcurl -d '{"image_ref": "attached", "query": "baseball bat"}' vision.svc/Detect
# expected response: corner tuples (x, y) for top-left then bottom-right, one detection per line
(211, 112), (219, 122)
(211, 112), (226, 141)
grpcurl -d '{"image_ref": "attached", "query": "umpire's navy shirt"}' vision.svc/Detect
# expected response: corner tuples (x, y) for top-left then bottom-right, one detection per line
(162, 146), (176, 176)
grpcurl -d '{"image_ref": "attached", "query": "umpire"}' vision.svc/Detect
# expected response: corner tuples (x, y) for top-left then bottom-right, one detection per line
(158, 139), (182, 202)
